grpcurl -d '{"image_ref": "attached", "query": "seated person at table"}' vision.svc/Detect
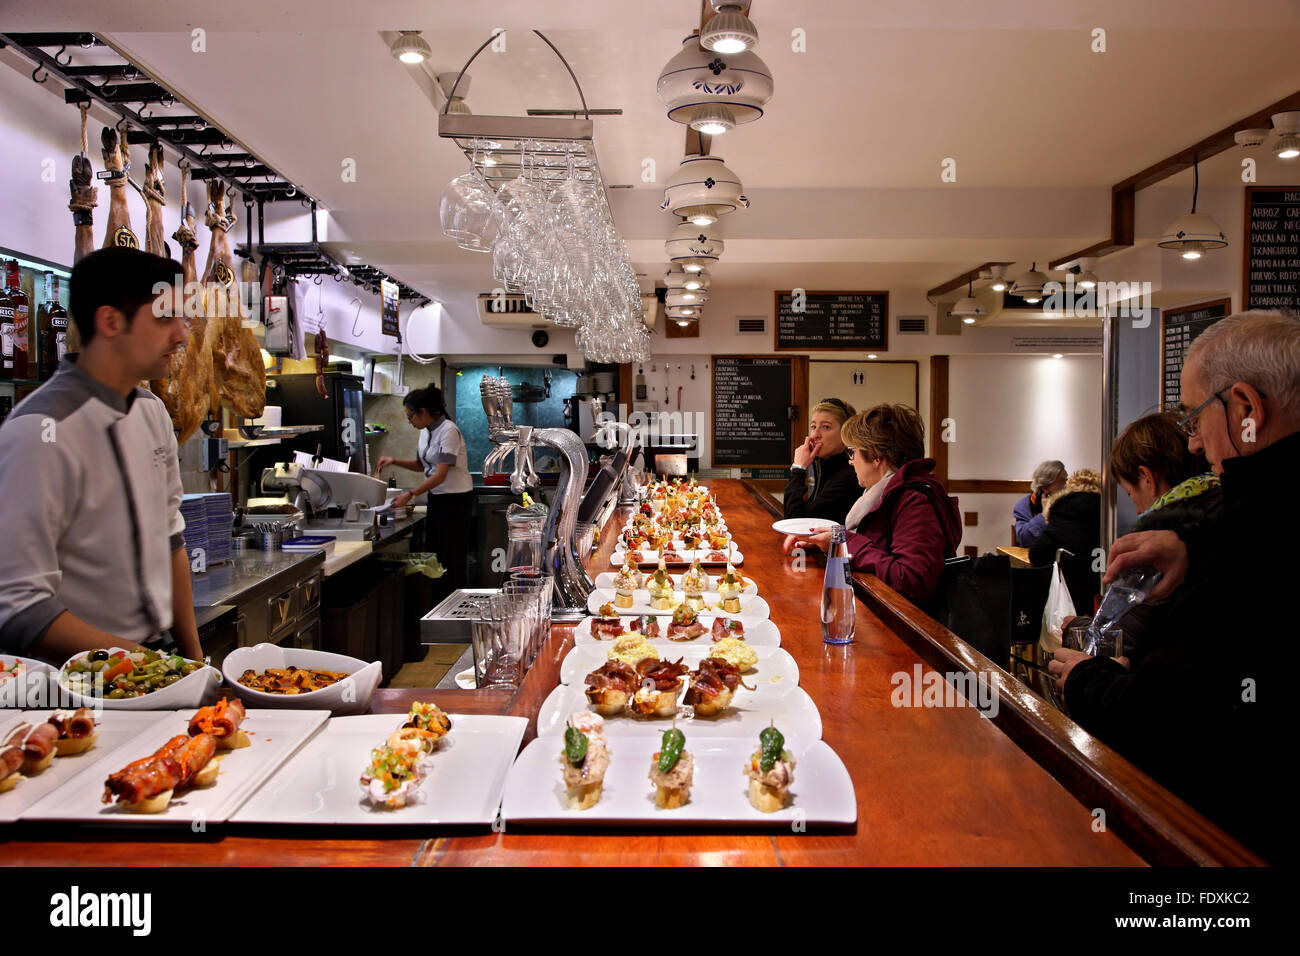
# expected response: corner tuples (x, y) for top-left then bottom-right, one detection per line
(1107, 412), (1221, 666)
(784, 404), (961, 608)
(1027, 468), (1101, 615)
(1051, 311), (1295, 863)
(784, 398), (861, 524)
(1012, 460), (1066, 548)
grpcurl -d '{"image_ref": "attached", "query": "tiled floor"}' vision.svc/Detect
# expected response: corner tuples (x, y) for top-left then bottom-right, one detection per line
(389, 642), (468, 688)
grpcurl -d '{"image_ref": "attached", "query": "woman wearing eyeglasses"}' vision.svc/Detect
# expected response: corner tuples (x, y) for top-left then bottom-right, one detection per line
(783, 397), (861, 524)
(376, 386), (474, 592)
(784, 404), (962, 607)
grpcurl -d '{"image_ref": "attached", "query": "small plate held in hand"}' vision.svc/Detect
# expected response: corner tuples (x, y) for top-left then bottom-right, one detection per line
(771, 518), (836, 536)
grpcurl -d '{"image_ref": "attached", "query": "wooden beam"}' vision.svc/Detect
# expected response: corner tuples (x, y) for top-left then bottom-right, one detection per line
(947, 479), (1032, 495)
(1049, 187), (1135, 271)
(927, 261), (1015, 302)
(929, 355), (949, 485)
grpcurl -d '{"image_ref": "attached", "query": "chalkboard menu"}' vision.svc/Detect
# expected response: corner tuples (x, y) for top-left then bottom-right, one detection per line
(712, 356), (793, 468)
(1161, 298), (1231, 408)
(1244, 187), (1300, 313)
(774, 290), (888, 351)
(380, 279), (400, 337)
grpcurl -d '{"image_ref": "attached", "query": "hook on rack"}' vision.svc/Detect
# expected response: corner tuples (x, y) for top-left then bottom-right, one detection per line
(350, 297), (364, 337)
(54, 45), (73, 67)
(31, 64), (47, 84)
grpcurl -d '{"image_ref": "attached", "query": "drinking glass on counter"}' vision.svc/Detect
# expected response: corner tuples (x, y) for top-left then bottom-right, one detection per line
(471, 594), (523, 690)
(505, 573), (552, 666)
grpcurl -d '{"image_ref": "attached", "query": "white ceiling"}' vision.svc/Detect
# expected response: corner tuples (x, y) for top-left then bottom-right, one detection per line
(4, 0), (1300, 322)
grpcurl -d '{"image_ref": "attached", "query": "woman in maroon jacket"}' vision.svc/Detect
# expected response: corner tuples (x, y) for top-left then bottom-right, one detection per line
(784, 404), (962, 607)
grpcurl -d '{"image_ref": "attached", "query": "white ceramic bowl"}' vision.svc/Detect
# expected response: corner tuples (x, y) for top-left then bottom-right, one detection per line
(58, 648), (222, 711)
(222, 644), (381, 716)
(1, 655), (55, 709)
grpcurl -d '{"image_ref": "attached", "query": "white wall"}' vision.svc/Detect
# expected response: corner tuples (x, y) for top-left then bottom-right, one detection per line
(948, 354), (1102, 555)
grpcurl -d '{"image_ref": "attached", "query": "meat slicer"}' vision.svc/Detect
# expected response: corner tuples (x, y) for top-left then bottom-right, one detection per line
(259, 462), (388, 541)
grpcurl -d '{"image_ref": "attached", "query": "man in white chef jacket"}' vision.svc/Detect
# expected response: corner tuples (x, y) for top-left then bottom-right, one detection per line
(0, 248), (201, 662)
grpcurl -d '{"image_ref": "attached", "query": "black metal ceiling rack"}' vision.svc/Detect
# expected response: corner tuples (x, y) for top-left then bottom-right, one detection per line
(0, 31), (429, 303)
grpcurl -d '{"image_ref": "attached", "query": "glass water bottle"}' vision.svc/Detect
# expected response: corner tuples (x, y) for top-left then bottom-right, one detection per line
(821, 524), (855, 645)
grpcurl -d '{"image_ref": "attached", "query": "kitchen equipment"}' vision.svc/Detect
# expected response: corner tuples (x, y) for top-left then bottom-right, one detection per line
(420, 588), (503, 644)
(272, 372), (366, 471)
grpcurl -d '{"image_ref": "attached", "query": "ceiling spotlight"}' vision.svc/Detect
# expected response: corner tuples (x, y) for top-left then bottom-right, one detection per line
(1052, 353), (1064, 359)
(677, 319), (691, 327)
(1010, 262), (1047, 303)
(1272, 111), (1300, 159)
(950, 279), (987, 322)
(988, 264), (1008, 292)
(683, 276), (704, 290)
(682, 206), (718, 226)
(391, 31), (431, 65)
(689, 104), (737, 136)
(867, 354), (878, 360)
(1158, 154), (1227, 260)
(701, 2), (759, 54)
(1076, 257), (1099, 289)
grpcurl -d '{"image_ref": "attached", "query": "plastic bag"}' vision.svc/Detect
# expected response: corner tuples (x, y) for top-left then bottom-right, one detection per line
(376, 552), (445, 580)
(1038, 561), (1076, 655)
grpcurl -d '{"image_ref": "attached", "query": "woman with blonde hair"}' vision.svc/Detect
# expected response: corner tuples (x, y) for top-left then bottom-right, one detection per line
(783, 397), (861, 524)
(785, 403), (962, 607)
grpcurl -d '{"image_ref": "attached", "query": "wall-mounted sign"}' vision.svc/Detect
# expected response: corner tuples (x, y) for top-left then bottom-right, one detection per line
(774, 290), (888, 351)
(380, 279), (400, 337)
(1161, 298), (1231, 409)
(712, 356), (793, 468)
(1243, 186), (1300, 313)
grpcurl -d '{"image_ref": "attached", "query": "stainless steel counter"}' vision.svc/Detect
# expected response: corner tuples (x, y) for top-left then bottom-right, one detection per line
(190, 551), (324, 611)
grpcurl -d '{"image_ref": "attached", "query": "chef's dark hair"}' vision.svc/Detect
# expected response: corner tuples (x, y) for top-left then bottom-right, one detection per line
(69, 247), (184, 345)
(404, 386), (447, 420)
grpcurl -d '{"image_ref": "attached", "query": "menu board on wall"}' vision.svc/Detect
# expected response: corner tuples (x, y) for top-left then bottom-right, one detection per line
(380, 279), (400, 337)
(774, 290), (888, 351)
(1161, 298), (1231, 408)
(712, 356), (793, 468)
(1244, 186), (1300, 313)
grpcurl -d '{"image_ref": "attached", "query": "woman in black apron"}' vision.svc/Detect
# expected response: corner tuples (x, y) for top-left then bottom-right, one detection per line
(376, 387), (474, 594)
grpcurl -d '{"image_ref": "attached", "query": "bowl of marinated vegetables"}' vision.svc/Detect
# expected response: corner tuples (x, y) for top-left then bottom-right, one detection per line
(59, 647), (222, 710)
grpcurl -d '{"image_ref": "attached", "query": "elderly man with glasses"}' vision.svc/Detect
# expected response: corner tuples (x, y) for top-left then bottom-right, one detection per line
(1048, 310), (1296, 863)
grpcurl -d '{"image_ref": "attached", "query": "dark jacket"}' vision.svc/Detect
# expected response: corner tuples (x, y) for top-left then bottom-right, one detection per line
(1064, 436), (1292, 862)
(845, 458), (962, 607)
(784, 450), (861, 524)
(1028, 490), (1100, 615)
(1013, 491), (1047, 547)
(1118, 477), (1224, 666)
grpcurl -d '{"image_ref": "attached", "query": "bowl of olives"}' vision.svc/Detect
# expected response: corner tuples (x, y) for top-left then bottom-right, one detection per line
(59, 647), (222, 710)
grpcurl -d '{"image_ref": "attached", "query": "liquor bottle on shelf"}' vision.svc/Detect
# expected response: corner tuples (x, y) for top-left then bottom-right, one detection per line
(5, 261), (29, 381)
(0, 262), (14, 380)
(37, 272), (69, 380)
(820, 524), (856, 645)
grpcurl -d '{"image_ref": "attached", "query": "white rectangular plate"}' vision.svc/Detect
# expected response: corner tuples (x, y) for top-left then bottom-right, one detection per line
(560, 645), (800, 696)
(230, 714), (527, 826)
(587, 588), (769, 621)
(501, 736), (855, 826)
(574, 615), (780, 647)
(593, 571), (757, 597)
(0, 710), (172, 823)
(23, 708), (329, 825)
(611, 550), (744, 567)
(536, 683), (822, 740)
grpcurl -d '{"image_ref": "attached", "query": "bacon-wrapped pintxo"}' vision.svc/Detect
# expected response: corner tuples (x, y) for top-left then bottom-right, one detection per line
(5, 721), (59, 774)
(102, 733), (218, 813)
(47, 708), (99, 756)
(684, 657), (754, 717)
(0, 743), (25, 792)
(584, 660), (638, 716)
(631, 658), (688, 718)
(189, 698), (249, 749)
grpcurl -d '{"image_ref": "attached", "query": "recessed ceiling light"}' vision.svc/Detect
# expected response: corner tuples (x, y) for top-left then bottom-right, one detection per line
(989, 264), (1008, 292)
(867, 353), (878, 360)
(391, 31), (431, 64)
(1052, 353), (1063, 359)
(962, 316), (976, 325)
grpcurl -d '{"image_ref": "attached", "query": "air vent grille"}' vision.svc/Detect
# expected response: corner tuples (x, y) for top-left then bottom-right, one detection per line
(897, 315), (928, 335)
(736, 315), (766, 335)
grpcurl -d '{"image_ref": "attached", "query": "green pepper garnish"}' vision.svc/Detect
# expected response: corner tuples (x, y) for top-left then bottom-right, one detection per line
(759, 724), (785, 773)
(658, 727), (685, 773)
(564, 724), (588, 766)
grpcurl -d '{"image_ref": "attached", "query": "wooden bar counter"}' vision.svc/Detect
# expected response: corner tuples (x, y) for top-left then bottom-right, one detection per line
(0, 480), (1256, 866)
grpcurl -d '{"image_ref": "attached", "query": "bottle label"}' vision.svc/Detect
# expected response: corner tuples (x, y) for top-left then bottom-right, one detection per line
(824, 555), (853, 589)
(14, 304), (27, 348)
(113, 227), (138, 249)
(0, 305), (13, 361)
(55, 331), (68, 362)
